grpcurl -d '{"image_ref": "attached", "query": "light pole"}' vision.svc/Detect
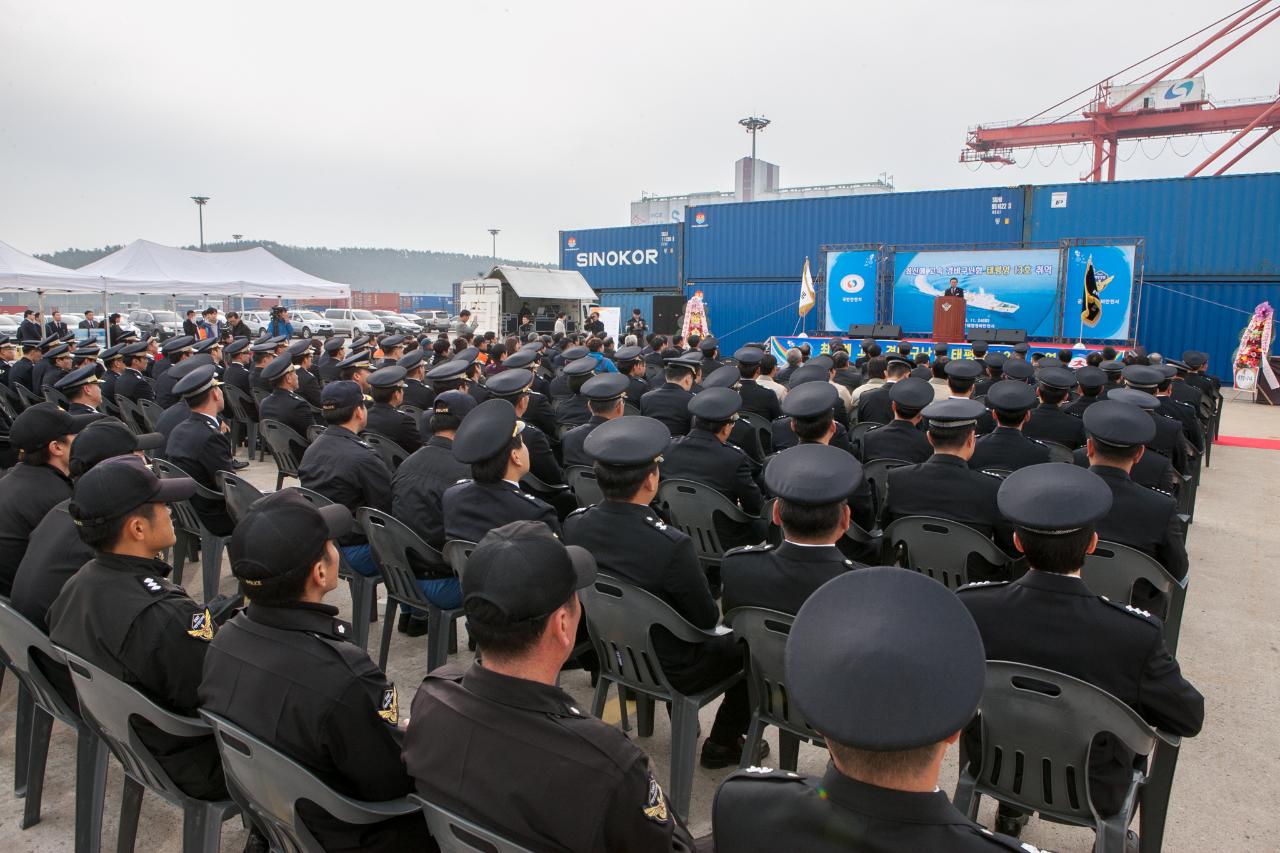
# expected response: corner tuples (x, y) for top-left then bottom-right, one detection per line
(190, 196), (210, 250)
(488, 228), (500, 268)
(738, 116), (771, 161)
(232, 233), (243, 242)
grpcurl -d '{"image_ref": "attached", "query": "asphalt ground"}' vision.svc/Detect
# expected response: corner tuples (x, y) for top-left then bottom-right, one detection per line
(0, 397), (1276, 851)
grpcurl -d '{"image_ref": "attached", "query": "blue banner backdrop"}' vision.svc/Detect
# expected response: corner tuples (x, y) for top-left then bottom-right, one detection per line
(1061, 244), (1137, 342)
(823, 250), (879, 332)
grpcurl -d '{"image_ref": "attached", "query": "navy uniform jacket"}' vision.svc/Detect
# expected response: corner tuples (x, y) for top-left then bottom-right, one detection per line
(1183, 373), (1217, 399)
(1168, 379), (1204, 408)
(1064, 393), (1102, 418)
(884, 454), (1015, 556)
(296, 367), (323, 407)
(153, 362), (185, 408)
(442, 479), (560, 543)
(48, 552), (229, 800)
(968, 426), (1051, 472)
(563, 501), (717, 669)
(317, 355), (341, 383)
(250, 365), (271, 394)
(100, 368), (123, 404)
(547, 371), (572, 400)
(222, 362), (251, 396)
(641, 383), (694, 436)
(8, 357), (35, 392)
(366, 403), (423, 453)
(855, 382), (896, 424)
(522, 391), (558, 438)
(1024, 402), (1087, 449)
(116, 367), (155, 403)
(714, 766), (1031, 853)
(721, 541), (858, 616)
(1157, 396), (1204, 454)
(199, 603), (429, 852)
(166, 411), (235, 535)
(700, 356), (725, 380)
(660, 428), (764, 516)
(1090, 464), (1188, 580)
(11, 498), (93, 632)
(771, 417), (854, 455)
(0, 463), (74, 596)
(554, 393), (591, 429)
(625, 375), (649, 406)
(404, 664), (695, 853)
(260, 389), (321, 440)
(561, 415), (608, 469)
(958, 571), (1204, 816)
(521, 423), (564, 487)
(1072, 445), (1178, 495)
(156, 401), (192, 449)
(298, 427), (393, 546)
(401, 378), (434, 409)
(1146, 411), (1193, 475)
(859, 419), (932, 464)
(32, 358), (51, 395)
(391, 435), (470, 557)
(737, 378), (781, 421)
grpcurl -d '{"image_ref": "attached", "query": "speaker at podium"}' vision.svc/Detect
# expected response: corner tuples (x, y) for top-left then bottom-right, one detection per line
(933, 296), (966, 343)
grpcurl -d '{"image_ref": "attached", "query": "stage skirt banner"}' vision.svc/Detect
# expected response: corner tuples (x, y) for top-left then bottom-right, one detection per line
(1061, 244), (1137, 342)
(767, 335), (1117, 365)
(824, 250), (879, 332)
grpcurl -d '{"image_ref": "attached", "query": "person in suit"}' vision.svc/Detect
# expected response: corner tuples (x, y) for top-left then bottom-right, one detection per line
(1023, 366), (1087, 449)
(18, 310), (44, 343)
(968, 381), (1051, 472)
(640, 351), (700, 436)
(365, 365), (423, 453)
(44, 310), (69, 337)
(858, 378), (933, 464)
(943, 276), (965, 297)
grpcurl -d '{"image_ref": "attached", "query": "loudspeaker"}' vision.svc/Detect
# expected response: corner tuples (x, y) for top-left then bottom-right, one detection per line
(847, 324), (877, 338)
(651, 296), (685, 336)
(873, 323), (902, 339)
(994, 328), (1027, 344)
(967, 329), (997, 343)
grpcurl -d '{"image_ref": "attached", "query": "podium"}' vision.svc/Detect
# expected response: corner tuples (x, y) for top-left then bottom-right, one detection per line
(933, 295), (966, 343)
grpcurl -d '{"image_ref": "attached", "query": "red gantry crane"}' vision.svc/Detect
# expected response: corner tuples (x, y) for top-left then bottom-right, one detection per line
(960, 0), (1280, 181)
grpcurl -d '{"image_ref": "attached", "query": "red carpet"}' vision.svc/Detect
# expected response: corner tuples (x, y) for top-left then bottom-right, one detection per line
(1214, 435), (1280, 451)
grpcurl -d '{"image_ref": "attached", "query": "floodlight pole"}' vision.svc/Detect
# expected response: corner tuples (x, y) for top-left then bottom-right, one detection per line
(488, 229), (500, 270)
(739, 116), (771, 161)
(191, 196), (210, 251)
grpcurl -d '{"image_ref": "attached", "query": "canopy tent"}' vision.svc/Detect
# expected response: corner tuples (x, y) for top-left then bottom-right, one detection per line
(486, 265), (597, 301)
(0, 240), (106, 295)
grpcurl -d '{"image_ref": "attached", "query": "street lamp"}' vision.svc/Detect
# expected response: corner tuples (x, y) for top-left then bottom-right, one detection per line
(738, 116), (771, 161)
(488, 228), (500, 268)
(232, 233), (243, 242)
(190, 196), (210, 251)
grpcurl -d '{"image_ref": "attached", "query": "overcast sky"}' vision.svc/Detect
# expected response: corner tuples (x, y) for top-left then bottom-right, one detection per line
(2, 0), (1276, 263)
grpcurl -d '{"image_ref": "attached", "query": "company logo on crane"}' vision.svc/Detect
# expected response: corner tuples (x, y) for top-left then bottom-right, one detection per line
(1164, 80), (1195, 99)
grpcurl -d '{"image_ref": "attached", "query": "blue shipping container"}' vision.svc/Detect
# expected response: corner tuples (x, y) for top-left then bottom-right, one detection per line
(401, 293), (454, 312)
(686, 281), (813, 355)
(684, 187), (1025, 281)
(1136, 279), (1280, 382)
(560, 224), (683, 290)
(1029, 173), (1280, 278)
(598, 291), (656, 328)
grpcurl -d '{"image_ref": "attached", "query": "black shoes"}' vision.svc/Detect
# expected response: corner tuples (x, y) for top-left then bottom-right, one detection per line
(699, 736), (770, 769)
(397, 612), (430, 637)
(230, 458), (250, 470)
(994, 807), (1029, 838)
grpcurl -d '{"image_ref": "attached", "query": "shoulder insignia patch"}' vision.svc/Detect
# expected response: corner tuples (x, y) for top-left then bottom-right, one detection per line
(643, 515), (668, 532)
(378, 685), (399, 724)
(566, 506), (590, 520)
(956, 580), (1008, 592)
(744, 765), (774, 774)
(187, 608), (215, 641)
(642, 775), (669, 824)
(138, 575), (165, 595)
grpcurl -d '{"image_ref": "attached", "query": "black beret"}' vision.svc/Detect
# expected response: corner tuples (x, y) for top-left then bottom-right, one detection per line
(162, 335), (195, 355)
(502, 349), (538, 369)
(1001, 359), (1035, 382)
(453, 398), (524, 463)
(890, 377), (933, 409)
(581, 373), (629, 401)
(53, 363), (102, 392)
(398, 349), (426, 371)
(764, 444), (863, 506)
(1106, 387), (1160, 410)
(921, 397), (985, 427)
(336, 350), (375, 371)
(564, 358), (597, 378)
(173, 364), (222, 398)
(583, 415), (669, 467)
(425, 359), (468, 383)
(367, 365), (408, 389)
(485, 368), (534, 397)
(323, 336), (347, 353)
(782, 382), (837, 418)
(261, 353), (296, 383)
(615, 345), (643, 362)
(1037, 366), (1076, 391)
(224, 338), (250, 356)
(1122, 365), (1163, 389)
(1083, 399), (1156, 448)
(985, 379), (1037, 413)
(944, 359), (982, 380)
(786, 568), (986, 750)
(997, 463), (1112, 533)
(687, 387), (741, 421)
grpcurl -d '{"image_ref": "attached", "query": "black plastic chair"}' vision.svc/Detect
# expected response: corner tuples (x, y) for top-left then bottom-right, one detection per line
(955, 661), (1180, 853)
(136, 398), (164, 432)
(202, 712), (418, 853)
(260, 418), (309, 489)
(43, 385), (70, 409)
(219, 384), (260, 462)
(738, 411), (773, 456)
(292, 487), (377, 650)
(723, 607), (822, 771)
(359, 508), (463, 673)
(861, 457), (908, 530)
(306, 424), (326, 444)
(216, 471), (265, 525)
(61, 651), (239, 853)
(883, 515), (1013, 589)
(0, 388), (18, 421)
(581, 574), (742, 821)
(361, 431), (410, 472)
(847, 421), (879, 458)
(0, 602), (108, 852)
(1039, 440), (1076, 464)
(654, 478), (761, 573)
(412, 795), (535, 853)
(16, 383), (44, 410)
(114, 395), (149, 437)
(565, 465), (604, 508)
(442, 540), (477, 586)
(1083, 541), (1188, 655)
(153, 458), (229, 602)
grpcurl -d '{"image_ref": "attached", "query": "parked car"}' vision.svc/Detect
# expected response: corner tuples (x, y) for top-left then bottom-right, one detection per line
(324, 308), (385, 336)
(417, 310), (452, 331)
(0, 314), (19, 334)
(241, 311), (272, 336)
(292, 310), (335, 338)
(127, 309), (184, 340)
(372, 311), (421, 335)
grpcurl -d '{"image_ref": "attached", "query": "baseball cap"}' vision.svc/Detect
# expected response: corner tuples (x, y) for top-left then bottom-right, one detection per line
(10, 402), (100, 452)
(229, 489), (353, 593)
(463, 521), (597, 622)
(69, 419), (163, 477)
(70, 455), (196, 523)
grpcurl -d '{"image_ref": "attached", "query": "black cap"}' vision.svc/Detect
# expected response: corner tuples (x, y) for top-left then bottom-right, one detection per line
(44, 344), (71, 361)
(885, 354), (913, 369)
(1099, 359), (1125, 376)
(321, 380), (371, 411)
(1037, 366), (1075, 391)
(985, 380), (1037, 413)
(336, 350), (374, 371)
(687, 387), (741, 421)
(561, 346), (588, 362)
(1166, 359), (1189, 373)
(453, 398), (525, 463)
(890, 377), (933, 409)
(1082, 399), (1156, 448)
(39, 333), (60, 349)
(73, 344), (100, 360)
(425, 359), (468, 383)
(1182, 351), (1206, 368)
(463, 521), (597, 622)
(230, 489), (353, 591)
(286, 339), (312, 359)
(702, 366), (739, 390)
(380, 334), (406, 349)
(173, 364), (222, 398)
(453, 346), (479, 364)
(998, 463), (1112, 533)
(584, 415), (669, 466)
(251, 340), (278, 354)
(1002, 358), (1034, 382)
(765, 444), (863, 505)
(698, 337), (719, 353)
(398, 349), (426, 371)
(970, 340), (989, 354)
(192, 337), (220, 354)
(323, 336), (347, 354)
(922, 397), (986, 428)
(1074, 366), (1106, 389)
(663, 351), (702, 373)
(351, 335), (372, 350)
(520, 340), (544, 352)
(615, 345), (643, 362)
(1105, 387), (1160, 411)
(224, 338), (250, 356)
(944, 359), (982, 380)
(782, 382), (837, 418)
(581, 373), (629, 402)
(162, 335), (195, 355)
(54, 363), (102, 392)
(70, 454), (195, 523)
(486, 368), (534, 398)
(564, 358), (597, 378)
(100, 343), (125, 362)
(262, 353), (296, 383)
(786, 568), (985, 749)
(811, 354), (834, 371)
(982, 352), (1007, 369)
(1012, 342), (1029, 354)
(1122, 365), (1163, 389)
(432, 389), (478, 418)
(11, 402), (100, 451)
(69, 418), (163, 475)
(909, 365), (932, 382)
(122, 341), (150, 357)
(788, 363), (830, 387)
(367, 365), (408, 389)
(503, 349), (538, 369)
(1155, 363), (1177, 380)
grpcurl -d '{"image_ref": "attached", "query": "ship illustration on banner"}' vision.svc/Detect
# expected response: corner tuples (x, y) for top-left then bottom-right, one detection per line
(912, 275), (1019, 314)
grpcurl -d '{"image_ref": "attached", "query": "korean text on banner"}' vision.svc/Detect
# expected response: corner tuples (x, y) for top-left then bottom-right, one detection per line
(824, 251), (878, 332)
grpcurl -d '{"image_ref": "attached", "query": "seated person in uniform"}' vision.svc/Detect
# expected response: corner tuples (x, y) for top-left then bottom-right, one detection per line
(485, 367), (566, 497)
(561, 373), (628, 469)
(335, 350), (375, 391)
(714, 568), (1035, 852)
(162, 365), (238, 536)
(1073, 389), (1179, 494)
(967, 380), (1051, 473)
(733, 347), (782, 421)
(1066, 365), (1106, 417)
(722, 443), (861, 615)
(1023, 367), (1086, 449)
(365, 365), (424, 452)
(855, 355), (911, 424)
(258, 352), (321, 439)
(958, 464), (1203, 840)
(857, 377), (933, 463)
(442, 398), (560, 542)
(404, 521), (696, 853)
(564, 416), (761, 769)
(943, 358), (996, 434)
(199, 491), (430, 852)
(553, 358), (598, 429)
(641, 351), (700, 436)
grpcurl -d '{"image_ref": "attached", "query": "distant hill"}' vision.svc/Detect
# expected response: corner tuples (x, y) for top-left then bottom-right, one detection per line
(36, 240), (554, 294)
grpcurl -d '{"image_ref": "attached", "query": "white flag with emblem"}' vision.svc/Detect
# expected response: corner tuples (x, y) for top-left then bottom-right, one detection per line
(798, 257), (816, 317)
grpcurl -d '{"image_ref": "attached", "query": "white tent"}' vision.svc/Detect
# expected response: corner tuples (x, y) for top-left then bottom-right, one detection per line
(0, 240), (106, 295)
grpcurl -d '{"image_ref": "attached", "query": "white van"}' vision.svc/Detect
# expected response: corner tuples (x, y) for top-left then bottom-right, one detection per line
(324, 308), (385, 336)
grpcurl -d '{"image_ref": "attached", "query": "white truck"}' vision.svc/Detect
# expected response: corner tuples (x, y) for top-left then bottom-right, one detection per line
(457, 266), (598, 337)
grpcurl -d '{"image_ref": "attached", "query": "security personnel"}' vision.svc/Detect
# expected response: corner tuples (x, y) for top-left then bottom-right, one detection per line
(247, 340), (275, 394)
(1181, 350), (1218, 397)
(1102, 388), (1189, 482)
(289, 339), (323, 407)
(453, 348), (488, 405)
(770, 378), (854, 455)
(317, 335), (347, 383)
(614, 344), (651, 406)
(943, 359), (996, 434)
(561, 373), (629, 468)
(48, 456), (238, 801)
(165, 365), (237, 535)
(485, 367), (565, 492)
(199, 492), (430, 851)
(698, 336), (724, 380)
(398, 348), (434, 409)
(1164, 359), (1204, 407)
(714, 569), (1034, 852)
(968, 380), (1051, 473)
(884, 397), (1015, 557)
(958, 464), (1203, 833)
(732, 347), (782, 421)
(1125, 364), (1201, 453)
(30, 334), (60, 393)
(701, 364), (769, 460)
(404, 521), (696, 852)
(547, 346), (587, 399)
(424, 356), (470, 398)
(1066, 365), (1107, 417)
(365, 365), (423, 452)
(641, 351), (699, 436)
(1081, 401), (1188, 579)
(7, 338), (41, 393)
(1020, 365), (1086, 450)
(336, 349), (375, 390)
(154, 356), (211, 447)
(376, 333), (406, 367)
(97, 343), (127, 404)
(259, 352), (322, 439)
(564, 416), (760, 768)
(115, 341), (155, 402)
(154, 335), (196, 407)
(973, 351), (1005, 397)
(220, 338), (252, 396)
(39, 343), (74, 392)
(858, 377), (933, 463)
(0, 337), (15, 389)
(1151, 365), (1205, 454)
(553, 357), (596, 429)
(442, 398), (560, 542)
(502, 348), (557, 436)
(722, 443), (860, 615)
(855, 355), (911, 424)
(1098, 359), (1125, 396)
(55, 363), (105, 414)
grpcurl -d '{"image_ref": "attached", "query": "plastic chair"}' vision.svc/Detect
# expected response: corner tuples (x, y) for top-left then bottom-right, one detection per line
(306, 424), (326, 444)
(260, 418), (309, 489)
(114, 395), (148, 437)
(0, 388), (18, 421)
(219, 385), (260, 462)
(723, 607), (822, 771)
(861, 457), (908, 530)
(883, 516), (1013, 590)
(0, 602), (108, 852)
(655, 478), (761, 572)
(565, 465), (604, 508)
(136, 398), (164, 432)
(847, 421), (879, 458)
(16, 383), (44, 410)
(60, 651), (239, 853)
(359, 508), (463, 673)
(955, 661), (1180, 853)
(153, 458), (229, 602)
(442, 540), (477, 586)
(738, 411), (773, 456)
(1039, 440), (1076, 464)
(201, 712), (418, 853)
(43, 385), (70, 409)
(412, 795), (535, 853)
(1083, 541), (1188, 655)
(292, 487), (377, 649)
(581, 575), (743, 821)
(361, 431), (410, 472)
(216, 471), (265, 525)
